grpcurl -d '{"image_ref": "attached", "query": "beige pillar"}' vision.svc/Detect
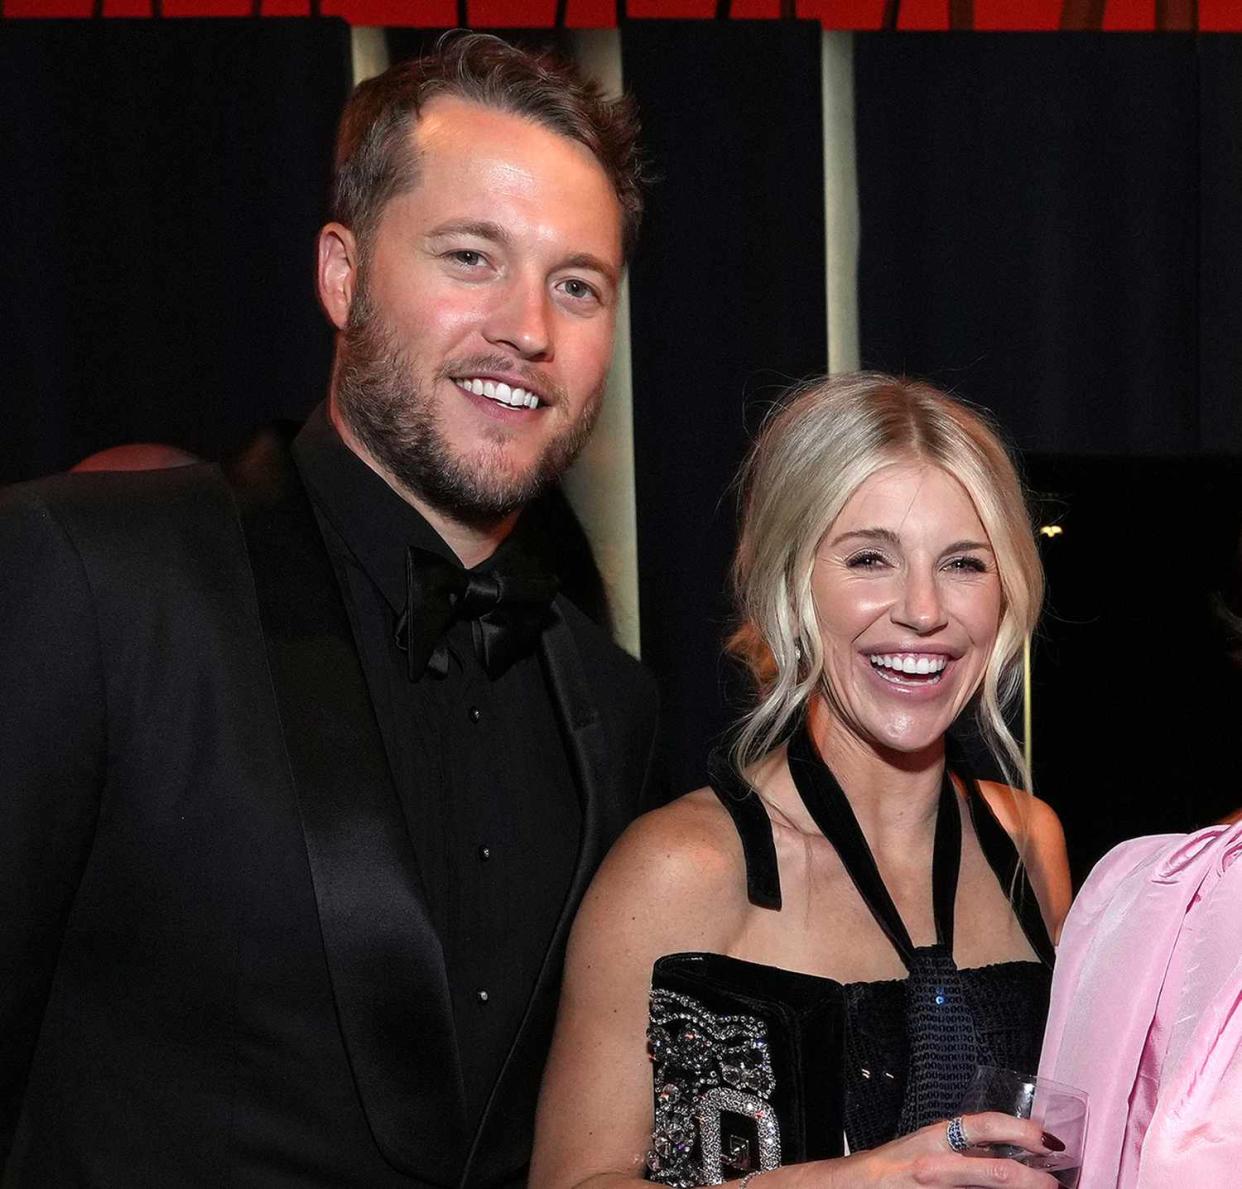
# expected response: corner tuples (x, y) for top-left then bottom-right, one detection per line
(822, 30), (861, 375)
(562, 29), (642, 659)
(350, 26), (389, 86)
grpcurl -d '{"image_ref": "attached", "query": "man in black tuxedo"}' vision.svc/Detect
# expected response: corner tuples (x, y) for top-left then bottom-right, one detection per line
(0, 35), (656, 1188)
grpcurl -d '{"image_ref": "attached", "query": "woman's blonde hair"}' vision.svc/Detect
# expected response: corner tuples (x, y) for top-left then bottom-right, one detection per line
(728, 372), (1043, 788)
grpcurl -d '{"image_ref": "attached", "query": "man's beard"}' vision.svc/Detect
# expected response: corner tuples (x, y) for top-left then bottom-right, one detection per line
(334, 286), (603, 525)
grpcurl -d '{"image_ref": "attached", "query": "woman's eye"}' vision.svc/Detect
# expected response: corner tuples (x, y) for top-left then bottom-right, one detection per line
(946, 555), (988, 573)
(846, 550), (889, 569)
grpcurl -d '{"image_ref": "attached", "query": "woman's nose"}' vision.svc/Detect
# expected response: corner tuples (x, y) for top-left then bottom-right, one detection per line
(892, 568), (948, 634)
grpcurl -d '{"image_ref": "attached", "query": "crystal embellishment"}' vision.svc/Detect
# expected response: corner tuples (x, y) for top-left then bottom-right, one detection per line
(645, 988), (781, 1185)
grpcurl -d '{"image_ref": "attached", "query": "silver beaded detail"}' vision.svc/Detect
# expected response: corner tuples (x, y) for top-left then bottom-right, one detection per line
(645, 988), (780, 1185)
(696, 1087), (781, 1178)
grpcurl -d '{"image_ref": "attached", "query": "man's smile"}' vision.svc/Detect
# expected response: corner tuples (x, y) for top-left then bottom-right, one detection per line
(453, 375), (543, 409)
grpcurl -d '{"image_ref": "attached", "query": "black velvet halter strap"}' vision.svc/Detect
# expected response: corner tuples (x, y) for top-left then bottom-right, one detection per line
(706, 749), (783, 910)
(785, 718), (1030, 1135)
(786, 722), (961, 970)
(952, 750), (1057, 969)
(708, 721), (1054, 969)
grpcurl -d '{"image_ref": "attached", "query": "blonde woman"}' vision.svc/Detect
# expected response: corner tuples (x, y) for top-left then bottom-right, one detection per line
(531, 374), (1072, 1188)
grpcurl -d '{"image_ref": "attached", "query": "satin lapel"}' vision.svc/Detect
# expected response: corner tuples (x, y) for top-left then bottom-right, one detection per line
(458, 600), (626, 1182)
(538, 601), (631, 856)
(225, 428), (468, 1182)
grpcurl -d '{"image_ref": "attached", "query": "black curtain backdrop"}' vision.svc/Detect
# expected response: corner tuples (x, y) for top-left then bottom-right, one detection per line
(3, 19), (1241, 877)
(1198, 37), (1242, 451)
(0, 18), (350, 481)
(624, 20), (829, 799)
(854, 33), (1242, 455)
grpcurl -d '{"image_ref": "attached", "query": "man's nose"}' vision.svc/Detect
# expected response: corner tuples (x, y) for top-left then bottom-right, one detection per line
(482, 278), (553, 361)
(892, 567), (948, 634)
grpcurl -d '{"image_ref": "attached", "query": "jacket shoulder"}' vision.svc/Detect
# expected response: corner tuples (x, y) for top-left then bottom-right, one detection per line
(0, 465), (252, 624)
(554, 595), (655, 699)
(1, 462), (229, 525)
(1, 464), (238, 563)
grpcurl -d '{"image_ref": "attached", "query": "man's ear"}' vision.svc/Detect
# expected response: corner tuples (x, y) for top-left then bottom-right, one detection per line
(317, 222), (358, 331)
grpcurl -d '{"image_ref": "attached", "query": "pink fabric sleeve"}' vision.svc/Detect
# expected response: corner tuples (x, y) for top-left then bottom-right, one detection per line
(1038, 832), (1218, 1189)
(1135, 839), (1242, 1187)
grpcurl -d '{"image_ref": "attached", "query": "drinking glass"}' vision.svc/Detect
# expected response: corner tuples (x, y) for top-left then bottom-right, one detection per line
(957, 1065), (1088, 1188)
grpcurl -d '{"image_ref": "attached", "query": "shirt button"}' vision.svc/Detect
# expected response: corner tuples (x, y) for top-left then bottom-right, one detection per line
(467, 706), (482, 723)
(478, 845), (492, 862)
(477, 990), (490, 1004)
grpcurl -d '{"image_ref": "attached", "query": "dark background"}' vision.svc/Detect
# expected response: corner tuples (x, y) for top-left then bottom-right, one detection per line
(0, 19), (346, 477)
(2, 18), (1239, 881)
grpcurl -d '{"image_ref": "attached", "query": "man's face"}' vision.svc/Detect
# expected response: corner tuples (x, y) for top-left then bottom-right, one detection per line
(322, 96), (624, 524)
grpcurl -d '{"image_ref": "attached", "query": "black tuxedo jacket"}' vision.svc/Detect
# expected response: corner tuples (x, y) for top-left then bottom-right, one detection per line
(0, 429), (659, 1187)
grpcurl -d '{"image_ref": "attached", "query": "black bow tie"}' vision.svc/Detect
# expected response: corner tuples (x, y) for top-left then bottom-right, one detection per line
(393, 545), (558, 681)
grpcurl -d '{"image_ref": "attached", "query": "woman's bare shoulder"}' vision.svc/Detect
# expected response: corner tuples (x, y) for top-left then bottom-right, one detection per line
(976, 781), (1066, 853)
(595, 787), (747, 901)
(976, 780), (1072, 939)
(575, 787), (752, 953)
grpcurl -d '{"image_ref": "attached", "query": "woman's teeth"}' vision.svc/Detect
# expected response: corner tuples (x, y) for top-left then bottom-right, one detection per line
(456, 377), (540, 409)
(868, 653), (948, 681)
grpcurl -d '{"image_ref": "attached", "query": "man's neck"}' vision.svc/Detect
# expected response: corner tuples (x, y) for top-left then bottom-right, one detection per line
(327, 400), (516, 569)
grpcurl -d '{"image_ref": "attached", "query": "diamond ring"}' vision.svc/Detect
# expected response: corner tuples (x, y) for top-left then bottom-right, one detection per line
(946, 1115), (971, 1153)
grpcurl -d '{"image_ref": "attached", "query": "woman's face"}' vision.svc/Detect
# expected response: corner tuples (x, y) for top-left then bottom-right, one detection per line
(810, 461), (1003, 759)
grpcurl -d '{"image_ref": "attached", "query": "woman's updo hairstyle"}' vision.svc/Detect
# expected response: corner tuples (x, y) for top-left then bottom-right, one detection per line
(728, 372), (1043, 787)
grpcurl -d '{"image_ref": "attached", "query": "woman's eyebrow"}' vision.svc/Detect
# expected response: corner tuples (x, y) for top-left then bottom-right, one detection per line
(828, 527), (901, 548)
(827, 530), (994, 554)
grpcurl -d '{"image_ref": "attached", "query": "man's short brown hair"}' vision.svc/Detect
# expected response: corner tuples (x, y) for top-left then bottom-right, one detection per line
(331, 32), (645, 259)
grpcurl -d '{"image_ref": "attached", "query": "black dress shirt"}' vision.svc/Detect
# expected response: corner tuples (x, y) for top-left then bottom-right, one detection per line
(292, 406), (581, 1127)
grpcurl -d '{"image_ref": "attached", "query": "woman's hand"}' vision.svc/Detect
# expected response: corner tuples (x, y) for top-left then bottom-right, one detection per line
(816, 1112), (1061, 1187)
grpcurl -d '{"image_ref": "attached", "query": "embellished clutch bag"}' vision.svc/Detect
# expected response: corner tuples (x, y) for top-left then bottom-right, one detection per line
(645, 951), (847, 1186)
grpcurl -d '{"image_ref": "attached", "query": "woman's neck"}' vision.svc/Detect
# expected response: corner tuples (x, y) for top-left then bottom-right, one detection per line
(806, 697), (946, 851)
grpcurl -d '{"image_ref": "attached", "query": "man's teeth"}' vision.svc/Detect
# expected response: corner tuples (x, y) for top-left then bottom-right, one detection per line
(456, 378), (540, 409)
(868, 653), (949, 676)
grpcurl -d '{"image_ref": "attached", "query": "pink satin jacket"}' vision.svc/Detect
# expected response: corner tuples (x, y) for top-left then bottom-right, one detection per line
(1039, 822), (1242, 1188)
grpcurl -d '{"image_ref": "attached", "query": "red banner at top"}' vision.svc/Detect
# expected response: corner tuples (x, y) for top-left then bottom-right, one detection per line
(4, 0), (1242, 29)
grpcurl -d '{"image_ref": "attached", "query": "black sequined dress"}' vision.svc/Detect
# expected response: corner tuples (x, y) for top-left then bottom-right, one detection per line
(644, 722), (1055, 1185)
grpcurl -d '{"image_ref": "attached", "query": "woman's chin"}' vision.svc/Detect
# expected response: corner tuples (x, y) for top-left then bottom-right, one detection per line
(861, 719), (952, 765)
(815, 697), (954, 767)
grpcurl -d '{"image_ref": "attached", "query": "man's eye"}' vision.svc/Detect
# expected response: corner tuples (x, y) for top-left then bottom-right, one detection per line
(559, 278), (599, 302)
(448, 250), (484, 267)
